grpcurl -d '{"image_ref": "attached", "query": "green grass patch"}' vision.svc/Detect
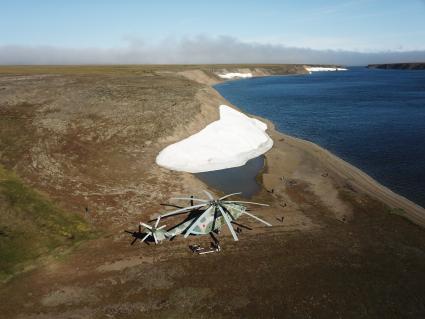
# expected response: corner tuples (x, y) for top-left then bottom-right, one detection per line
(0, 165), (92, 282)
(389, 207), (406, 215)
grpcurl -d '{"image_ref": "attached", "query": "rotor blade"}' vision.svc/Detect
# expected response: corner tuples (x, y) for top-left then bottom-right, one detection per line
(223, 200), (269, 207)
(184, 206), (214, 238)
(157, 224), (167, 230)
(153, 233), (158, 244)
(131, 237), (138, 245)
(242, 211), (272, 226)
(140, 222), (152, 230)
(138, 224), (141, 233)
(218, 205), (239, 241)
(154, 216), (161, 228)
(160, 203), (208, 218)
(170, 197), (208, 203)
(221, 204), (236, 220)
(203, 190), (214, 200)
(141, 233), (150, 242)
(219, 192), (242, 200)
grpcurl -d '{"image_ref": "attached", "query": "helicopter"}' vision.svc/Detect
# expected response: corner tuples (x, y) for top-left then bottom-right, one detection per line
(127, 190), (272, 245)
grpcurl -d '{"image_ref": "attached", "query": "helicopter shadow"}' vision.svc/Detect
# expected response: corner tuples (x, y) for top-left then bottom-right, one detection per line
(160, 203), (184, 209)
(124, 227), (152, 245)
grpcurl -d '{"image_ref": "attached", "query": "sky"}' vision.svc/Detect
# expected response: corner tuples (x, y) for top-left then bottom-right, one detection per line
(1, 0), (425, 65)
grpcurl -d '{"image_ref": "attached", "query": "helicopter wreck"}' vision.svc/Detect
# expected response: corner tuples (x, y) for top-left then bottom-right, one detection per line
(132, 190), (272, 245)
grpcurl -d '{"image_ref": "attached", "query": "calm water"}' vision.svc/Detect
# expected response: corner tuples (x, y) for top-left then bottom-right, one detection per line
(195, 156), (264, 198)
(215, 67), (425, 207)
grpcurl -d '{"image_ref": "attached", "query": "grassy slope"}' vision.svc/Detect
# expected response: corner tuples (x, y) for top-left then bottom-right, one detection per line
(0, 165), (91, 282)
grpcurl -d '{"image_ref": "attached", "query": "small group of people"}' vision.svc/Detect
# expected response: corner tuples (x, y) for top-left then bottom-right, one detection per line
(211, 240), (221, 252)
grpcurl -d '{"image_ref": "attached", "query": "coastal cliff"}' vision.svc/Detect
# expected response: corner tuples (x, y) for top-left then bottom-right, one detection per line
(177, 63), (308, 85)
(368, 63), (425, 70)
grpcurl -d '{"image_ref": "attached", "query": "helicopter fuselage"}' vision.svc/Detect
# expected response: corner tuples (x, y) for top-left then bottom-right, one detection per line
(164, 203), (245, 238)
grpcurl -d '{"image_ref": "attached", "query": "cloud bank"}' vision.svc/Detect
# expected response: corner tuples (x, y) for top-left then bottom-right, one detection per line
(0, 35), (424, 65)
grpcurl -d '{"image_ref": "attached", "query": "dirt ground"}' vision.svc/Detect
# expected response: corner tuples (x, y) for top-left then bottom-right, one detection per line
(0, 66), (424, 318)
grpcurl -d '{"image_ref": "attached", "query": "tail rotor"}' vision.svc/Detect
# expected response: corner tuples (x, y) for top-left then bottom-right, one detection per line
(139, 216), (167, 244)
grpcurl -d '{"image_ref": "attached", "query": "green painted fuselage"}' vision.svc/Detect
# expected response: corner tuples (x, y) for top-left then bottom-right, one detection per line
(164, 203), (245, 238)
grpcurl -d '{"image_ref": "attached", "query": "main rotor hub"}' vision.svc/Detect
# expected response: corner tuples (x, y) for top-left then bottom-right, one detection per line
(210, 200), (219, 206)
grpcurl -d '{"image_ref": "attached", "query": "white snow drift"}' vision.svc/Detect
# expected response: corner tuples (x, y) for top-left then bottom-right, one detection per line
(217, 72), (253, 79)
(305, 66), (348, 73)
(156, 105), (273, 173)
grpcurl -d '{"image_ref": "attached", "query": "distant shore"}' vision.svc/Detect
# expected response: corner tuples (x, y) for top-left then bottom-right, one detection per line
(368, 62), (425, 70)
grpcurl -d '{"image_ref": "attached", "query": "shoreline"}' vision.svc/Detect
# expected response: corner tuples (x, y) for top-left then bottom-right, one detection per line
(262, 122), (425, 226)
(187, 70), (425, 227)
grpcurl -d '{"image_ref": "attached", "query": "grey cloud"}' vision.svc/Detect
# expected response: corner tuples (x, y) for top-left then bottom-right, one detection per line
(0, 35), (424, 65)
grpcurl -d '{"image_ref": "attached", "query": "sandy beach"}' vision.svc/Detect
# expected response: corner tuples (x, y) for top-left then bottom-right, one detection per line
(0, 65), (424, 318)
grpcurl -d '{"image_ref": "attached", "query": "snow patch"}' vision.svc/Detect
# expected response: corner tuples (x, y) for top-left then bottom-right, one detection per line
(156, 105), (273, 173)
(305, 66), (348, 73)
(217, 72), (253, 79)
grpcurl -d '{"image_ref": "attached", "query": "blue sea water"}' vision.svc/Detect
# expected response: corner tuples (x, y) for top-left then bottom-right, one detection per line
(215, 67), (425, 208)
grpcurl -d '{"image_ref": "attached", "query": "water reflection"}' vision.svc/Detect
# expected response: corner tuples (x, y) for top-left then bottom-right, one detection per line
(195, 156), (264, 198)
